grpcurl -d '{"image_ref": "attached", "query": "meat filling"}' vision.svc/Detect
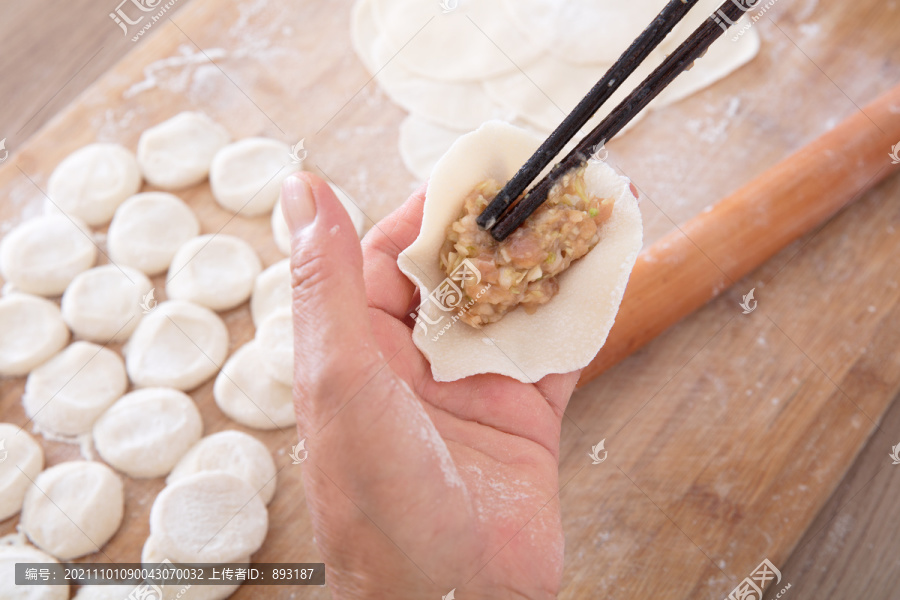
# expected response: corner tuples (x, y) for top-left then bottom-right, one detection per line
(439, 168), (614, 328)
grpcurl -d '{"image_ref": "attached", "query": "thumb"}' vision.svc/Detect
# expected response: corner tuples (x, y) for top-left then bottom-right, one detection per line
(281, 173), (382, 419)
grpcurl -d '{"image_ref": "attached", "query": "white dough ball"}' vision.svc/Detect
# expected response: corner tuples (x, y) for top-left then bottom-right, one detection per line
(213, 340), (294, 430)
(0, 294), (69, 377)
(107, 192), (200, 276)
(23, 341), (128, 436)
(149, 472), (268, 564)
(61, 265), (153, 343)
(0, 544), (69, 600)
(125, 300), (229, 391)
(0, 215), (97, 297)
(142, 536), (245, 600)
(21, 461), (124, 560)
(254, 310), (293, 386)
(210, 138), (299, 216)
(250, 259), (290, 328)
(73, 585), (141, 599)
(271, 198), (291, 255)
(166, 235), (261, 312)
(137, 112), (230, 190)
(0, 423), (44, 521)
(46, 143), (142, 227)
(93, 388), (203, 478)
(168, 430), (277, 505)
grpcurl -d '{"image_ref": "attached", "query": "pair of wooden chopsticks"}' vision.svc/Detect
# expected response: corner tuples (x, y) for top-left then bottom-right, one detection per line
(478, 0), (759, 241)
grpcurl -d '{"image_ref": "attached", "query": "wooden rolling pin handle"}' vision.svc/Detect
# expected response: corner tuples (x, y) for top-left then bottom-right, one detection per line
(578, 83), (900, 387)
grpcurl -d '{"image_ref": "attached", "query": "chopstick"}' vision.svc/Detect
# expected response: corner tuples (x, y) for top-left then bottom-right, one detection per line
(479, 0), (756, 242)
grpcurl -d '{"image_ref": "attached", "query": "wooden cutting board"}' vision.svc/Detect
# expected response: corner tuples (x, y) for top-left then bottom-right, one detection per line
(1, 0), (899, 598)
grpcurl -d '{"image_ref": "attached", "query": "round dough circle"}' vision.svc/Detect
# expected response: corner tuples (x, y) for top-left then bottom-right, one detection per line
(21, 461), (124, 560)
(0, 423), (44, 521)
(166, 235), (262, 312)
(137, 112), (230, 190)
(254, 310), (293, 386)
(46, 143), (142, 227)
(126, 300), (229, 391)
(61, 265), (153, 343)
(168, 430), (277, 505)
(213, 340), (294, 430)
(0, 294), (70, 377)
(372, 0), (543, 81)
(149, 472), (268, 563)
(107, 192), (200, 276)
(0, 215), (97, 296)
(142, 536), (246, 600)
(0, 544), (69, 600)
(209, 138), (299, 216)
(93, 388), (203, 478)
(23, 341), (128, 436)
(250, 259), (291, 328)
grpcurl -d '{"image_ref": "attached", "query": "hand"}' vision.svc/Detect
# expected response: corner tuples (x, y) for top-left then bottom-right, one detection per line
(282, 173), (580, 599)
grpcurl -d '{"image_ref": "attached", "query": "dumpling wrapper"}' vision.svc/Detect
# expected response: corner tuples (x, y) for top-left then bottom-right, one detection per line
(398, 121), (643, 383)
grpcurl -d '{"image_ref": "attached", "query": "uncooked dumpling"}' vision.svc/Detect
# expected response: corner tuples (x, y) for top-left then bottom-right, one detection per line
(0, 294), (69, 377)
(166, 235), (262, 312)
(0, 423), (44, 521)
(254, 310), (293, 386)
(93, 388), (203, 478)
(137, 111), (230, 189)
(46, 143), (142, 226)
(20, 461), (124, 560)
(107, 192), (201, 276)
(125, 300), (229, 391)
(61, 264), (153, 343)
(149, 472), (268, 563)
(0, 215), (97, 297)
(0, 544), (69, 600)
(398, 121), (642, 382)
(142, 536), (246, 600)
(250, 259), (291, 328)
(23, 341), (128, 436)
(209, 138), (299, 216)
(213, 340), (294, 430)
(168, 430), (277, 505)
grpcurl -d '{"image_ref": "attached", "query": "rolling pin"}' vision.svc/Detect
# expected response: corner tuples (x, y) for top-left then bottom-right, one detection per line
(578, 83), (900, 386)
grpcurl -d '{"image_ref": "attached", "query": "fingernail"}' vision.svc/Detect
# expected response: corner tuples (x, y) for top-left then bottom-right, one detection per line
(282, 175), (316, 230)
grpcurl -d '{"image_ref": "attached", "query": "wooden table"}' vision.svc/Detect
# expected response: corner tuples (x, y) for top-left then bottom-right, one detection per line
(1, 0), (899, 598)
